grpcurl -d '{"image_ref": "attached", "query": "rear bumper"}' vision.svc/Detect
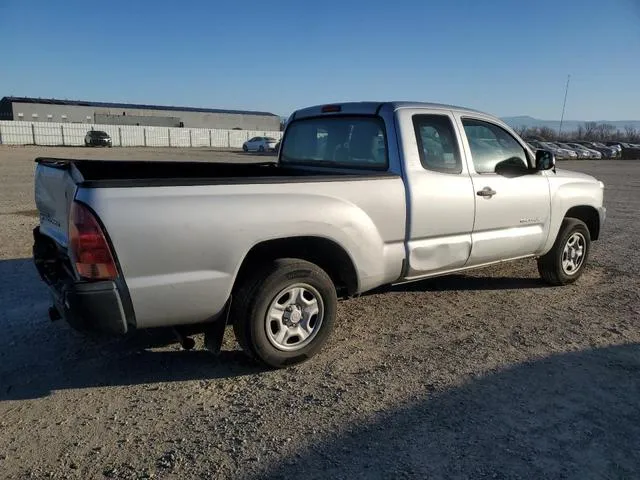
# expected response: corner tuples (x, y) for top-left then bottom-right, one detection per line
(48, 278), (129, 335)
(33, 227), (130, 335)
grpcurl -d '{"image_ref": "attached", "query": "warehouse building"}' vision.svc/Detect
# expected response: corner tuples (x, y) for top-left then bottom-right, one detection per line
(0, 96), (281, 131)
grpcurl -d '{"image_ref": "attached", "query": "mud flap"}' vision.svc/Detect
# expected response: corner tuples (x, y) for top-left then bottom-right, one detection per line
(204, 296), (232, 355)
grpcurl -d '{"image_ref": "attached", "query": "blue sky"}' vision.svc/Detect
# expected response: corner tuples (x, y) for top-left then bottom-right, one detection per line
(1, 0), (639, 120)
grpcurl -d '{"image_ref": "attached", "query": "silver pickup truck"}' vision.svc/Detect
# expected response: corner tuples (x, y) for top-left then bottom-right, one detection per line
(33, 101), (606, 367)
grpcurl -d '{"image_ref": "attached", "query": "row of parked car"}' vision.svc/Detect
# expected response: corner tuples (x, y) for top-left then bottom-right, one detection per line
(526, 140), (640, 160)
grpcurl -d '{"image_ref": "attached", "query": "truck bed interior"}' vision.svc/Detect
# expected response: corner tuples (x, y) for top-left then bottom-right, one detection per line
(36, 158), (396, 187)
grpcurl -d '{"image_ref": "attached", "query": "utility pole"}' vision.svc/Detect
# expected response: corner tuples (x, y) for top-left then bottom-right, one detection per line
(559, 74), (571, 135)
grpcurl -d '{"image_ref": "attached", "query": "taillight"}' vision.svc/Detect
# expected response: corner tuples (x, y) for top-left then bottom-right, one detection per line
(69, 202), (117, 281)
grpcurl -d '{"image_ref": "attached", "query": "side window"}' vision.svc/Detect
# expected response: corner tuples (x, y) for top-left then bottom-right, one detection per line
(412, 115), (462, 174)
(462, 119), (528, 174)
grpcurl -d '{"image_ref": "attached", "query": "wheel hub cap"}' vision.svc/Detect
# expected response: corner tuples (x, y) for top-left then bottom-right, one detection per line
(561, 232), (586, 275)
(265, 284), (324, 352)
(283, 306), (303, 327)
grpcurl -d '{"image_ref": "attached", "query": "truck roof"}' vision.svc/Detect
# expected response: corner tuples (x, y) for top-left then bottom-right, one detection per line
(292, 101), (487, 120)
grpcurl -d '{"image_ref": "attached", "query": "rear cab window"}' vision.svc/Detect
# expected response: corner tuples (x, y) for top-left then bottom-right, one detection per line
(280, 116), (388, 170)
(412, 114), (462, 173)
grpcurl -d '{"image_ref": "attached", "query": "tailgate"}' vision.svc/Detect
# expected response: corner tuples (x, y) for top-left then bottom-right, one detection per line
(34, 162), (78, 249)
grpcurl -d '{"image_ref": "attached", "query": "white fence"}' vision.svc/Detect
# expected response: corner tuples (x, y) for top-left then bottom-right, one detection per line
(0, 121), (283, 149)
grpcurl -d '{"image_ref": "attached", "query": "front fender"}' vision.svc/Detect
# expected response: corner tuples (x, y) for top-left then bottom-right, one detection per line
(541, 174), (604, 254)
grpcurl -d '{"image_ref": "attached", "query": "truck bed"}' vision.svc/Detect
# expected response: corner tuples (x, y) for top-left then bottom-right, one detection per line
(35, 157), (395, 188)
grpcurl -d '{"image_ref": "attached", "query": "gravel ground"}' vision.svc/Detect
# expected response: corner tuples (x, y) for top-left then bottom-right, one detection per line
(0, 146), (639, 479)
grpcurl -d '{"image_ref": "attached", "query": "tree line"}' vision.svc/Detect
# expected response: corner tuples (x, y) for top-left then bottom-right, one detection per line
(514, 122), (640, 143)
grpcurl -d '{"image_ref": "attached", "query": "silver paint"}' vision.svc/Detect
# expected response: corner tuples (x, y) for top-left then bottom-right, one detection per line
(34, 101), (606, 330)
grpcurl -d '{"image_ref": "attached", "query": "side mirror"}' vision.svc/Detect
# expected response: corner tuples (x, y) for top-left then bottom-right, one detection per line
(535, 149), (556, 171)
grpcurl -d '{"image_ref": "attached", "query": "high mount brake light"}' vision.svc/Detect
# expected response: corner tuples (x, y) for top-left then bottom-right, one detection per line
(321, 105), (342, 113)
(69, 202), (117, 281)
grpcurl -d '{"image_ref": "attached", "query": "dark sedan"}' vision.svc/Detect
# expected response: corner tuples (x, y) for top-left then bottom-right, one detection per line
(617, 143), (640, 159)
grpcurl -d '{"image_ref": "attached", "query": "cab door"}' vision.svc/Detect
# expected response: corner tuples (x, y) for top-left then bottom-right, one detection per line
(454, 114), (551, 266)
(396, 109), (475, 280)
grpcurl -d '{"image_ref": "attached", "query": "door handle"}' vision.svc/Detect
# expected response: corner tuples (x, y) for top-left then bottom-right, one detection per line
(477, 187), (497, 198)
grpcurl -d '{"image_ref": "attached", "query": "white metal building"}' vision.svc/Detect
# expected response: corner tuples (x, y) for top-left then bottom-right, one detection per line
(0, 96), (281, 131)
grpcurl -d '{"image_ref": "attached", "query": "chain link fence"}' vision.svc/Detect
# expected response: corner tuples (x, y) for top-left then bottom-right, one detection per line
(0, 121), (282, 149)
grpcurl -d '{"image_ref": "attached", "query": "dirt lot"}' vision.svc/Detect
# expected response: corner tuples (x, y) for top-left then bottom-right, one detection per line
(0, 146), (639, 479)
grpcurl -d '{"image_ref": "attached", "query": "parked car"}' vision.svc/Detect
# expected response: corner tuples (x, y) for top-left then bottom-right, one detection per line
(526, 140), (546, 151)
(526, 142), (537, 151)
(603, 142), (623, 154)
(565, 143), (602, 159)
(591, 142), (619, 158)
(573, 141), (617, 158)
(617, 142), (640, 159)
(242, 136), (278, 152)
(84, 130), (112, 147)
(554, 142), (591, 159)
(546, 142), (578, 159)
(528, 141), (576, 159)
(33, 101), (606, 368)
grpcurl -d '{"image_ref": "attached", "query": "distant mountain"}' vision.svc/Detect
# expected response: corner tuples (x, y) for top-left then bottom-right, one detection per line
(502, 116), (640, 132)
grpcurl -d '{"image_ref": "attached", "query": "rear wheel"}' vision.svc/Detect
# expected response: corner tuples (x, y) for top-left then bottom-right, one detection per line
(537, 218), (591, 285)
(242, 144), (248, 152)
(232, 259), (337, 368)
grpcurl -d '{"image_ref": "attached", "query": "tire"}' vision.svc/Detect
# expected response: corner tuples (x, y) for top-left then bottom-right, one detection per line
(242, 145), (248, 152)
(232, 258), (337, 368)
(537, 218), (591, 286)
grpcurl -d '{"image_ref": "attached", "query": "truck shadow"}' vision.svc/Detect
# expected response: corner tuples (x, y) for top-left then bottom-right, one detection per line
(0, 258), (266, 401)
(0, 257), (544, 401)
(252, 343), (640, 479)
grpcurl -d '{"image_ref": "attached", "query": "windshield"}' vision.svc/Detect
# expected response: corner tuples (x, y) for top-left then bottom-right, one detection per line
(265, 137), (277, 142)
(281, 116), (387, 169)
(92, 131), (109, 137)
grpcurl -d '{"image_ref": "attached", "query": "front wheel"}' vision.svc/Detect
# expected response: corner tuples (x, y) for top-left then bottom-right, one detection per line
(232, 259), (337, 368)
(537, 218), (591, 285)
